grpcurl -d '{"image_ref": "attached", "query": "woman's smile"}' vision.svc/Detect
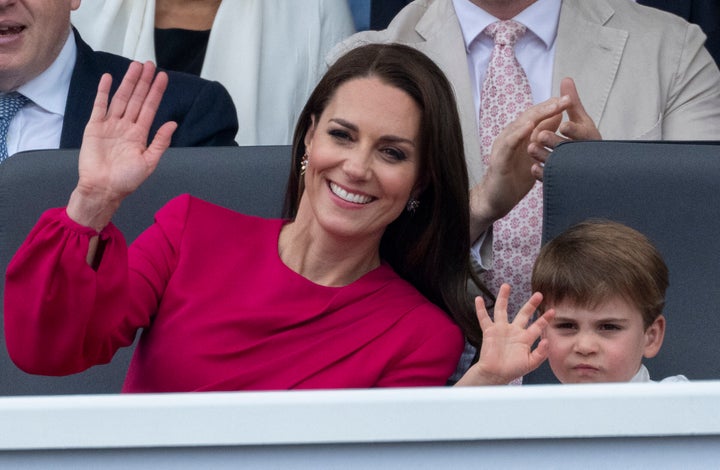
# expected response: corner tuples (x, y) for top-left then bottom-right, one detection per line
(329, 181), (374, 205)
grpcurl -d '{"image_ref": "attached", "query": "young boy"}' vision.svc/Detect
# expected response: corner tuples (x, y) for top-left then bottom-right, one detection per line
(531, 220), (687, 383)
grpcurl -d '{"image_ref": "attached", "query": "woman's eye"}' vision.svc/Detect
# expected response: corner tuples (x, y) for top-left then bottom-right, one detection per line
(382, 147), (407, 161)
(329, 129), (352, 141)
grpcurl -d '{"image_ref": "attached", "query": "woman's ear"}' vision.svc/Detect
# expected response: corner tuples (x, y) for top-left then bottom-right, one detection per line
(304, 115), (317, 154)
(643, 315), (666, 359)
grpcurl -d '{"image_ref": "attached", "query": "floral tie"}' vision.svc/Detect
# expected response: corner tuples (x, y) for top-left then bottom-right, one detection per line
(478, 20), (542, 318)
(0, 92), (28, 163)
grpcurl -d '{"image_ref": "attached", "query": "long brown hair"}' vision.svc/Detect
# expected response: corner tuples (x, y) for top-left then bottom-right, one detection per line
(283, 43), (487, 347)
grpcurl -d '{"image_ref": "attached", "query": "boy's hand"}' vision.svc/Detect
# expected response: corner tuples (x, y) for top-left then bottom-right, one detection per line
(455, 284), (554, 386)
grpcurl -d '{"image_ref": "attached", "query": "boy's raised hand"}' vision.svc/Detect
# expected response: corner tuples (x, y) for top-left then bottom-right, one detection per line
(455, 284), (554, 386)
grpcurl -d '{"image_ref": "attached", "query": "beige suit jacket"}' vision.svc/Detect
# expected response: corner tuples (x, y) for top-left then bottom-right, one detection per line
(329, 0), (720, 186)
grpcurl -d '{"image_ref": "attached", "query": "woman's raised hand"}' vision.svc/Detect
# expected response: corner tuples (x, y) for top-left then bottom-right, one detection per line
(67, 61), (177, 231)
(455, 284), (554, 386)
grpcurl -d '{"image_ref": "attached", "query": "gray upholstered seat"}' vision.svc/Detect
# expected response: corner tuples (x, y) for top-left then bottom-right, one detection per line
(0, 146), (291, 395)
(524, 140), (720, 384)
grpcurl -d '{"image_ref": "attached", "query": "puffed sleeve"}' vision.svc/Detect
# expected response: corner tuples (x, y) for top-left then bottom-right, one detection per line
(4, 195), (192, 376)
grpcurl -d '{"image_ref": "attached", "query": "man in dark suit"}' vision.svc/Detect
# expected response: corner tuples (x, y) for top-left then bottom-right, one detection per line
(0, 0), (237, 160)
(638, 0), (720, 66)
(61, 29), (238, 148)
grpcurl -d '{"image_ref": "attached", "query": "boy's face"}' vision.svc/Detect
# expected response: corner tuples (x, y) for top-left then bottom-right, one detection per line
(544, 296), (665, 383)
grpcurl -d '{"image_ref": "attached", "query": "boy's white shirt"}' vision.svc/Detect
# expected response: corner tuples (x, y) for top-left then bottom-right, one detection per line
(630, 364), (688, 383)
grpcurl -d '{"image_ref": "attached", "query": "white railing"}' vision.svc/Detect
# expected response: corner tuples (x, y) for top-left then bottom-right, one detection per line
(1, 381), (719, 468)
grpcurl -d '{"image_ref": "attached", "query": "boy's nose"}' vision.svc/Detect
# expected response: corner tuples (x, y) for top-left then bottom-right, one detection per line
(572, 332), (598, 355)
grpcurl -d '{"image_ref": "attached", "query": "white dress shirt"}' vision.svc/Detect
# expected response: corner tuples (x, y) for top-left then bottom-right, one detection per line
(5, 28), (76, 158)
(452, 0), (561, 110)
(630, 364), (689, 383)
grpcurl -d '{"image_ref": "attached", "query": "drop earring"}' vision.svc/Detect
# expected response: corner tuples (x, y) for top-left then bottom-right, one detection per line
(406, 198), (420, 213)
(300, 154), (309, 176)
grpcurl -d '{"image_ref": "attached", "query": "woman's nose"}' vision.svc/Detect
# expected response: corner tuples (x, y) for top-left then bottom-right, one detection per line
(342, 148), (373, 180)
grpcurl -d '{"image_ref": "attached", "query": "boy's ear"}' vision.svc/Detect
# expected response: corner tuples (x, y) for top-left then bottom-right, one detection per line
(643, 315), (666, 359)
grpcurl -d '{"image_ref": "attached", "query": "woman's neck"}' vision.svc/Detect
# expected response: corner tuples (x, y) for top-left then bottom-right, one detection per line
(155, 0), (222, 30)
(278, 214), (382, 288)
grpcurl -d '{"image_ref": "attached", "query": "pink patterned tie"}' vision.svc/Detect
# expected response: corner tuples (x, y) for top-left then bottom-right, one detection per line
(478, 20), (542, 318)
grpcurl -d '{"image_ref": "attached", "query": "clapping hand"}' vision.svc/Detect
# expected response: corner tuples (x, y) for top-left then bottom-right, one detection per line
(455, 284), (554, 386)
(528, 77), (602, 181)
(469, 95), (569, 240)
(68, 61), (177, 231)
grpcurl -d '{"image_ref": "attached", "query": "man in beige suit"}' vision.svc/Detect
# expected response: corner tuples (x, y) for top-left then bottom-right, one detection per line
(330, 0), (720, 376)
(331, 0), (720, 187)
(331, 1), (720, 263)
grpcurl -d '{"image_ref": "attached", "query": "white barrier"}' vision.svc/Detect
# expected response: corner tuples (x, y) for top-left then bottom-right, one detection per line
(1, 381), (719, 468)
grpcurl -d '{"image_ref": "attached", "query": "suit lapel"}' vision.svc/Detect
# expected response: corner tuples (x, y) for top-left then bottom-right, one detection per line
(414, 0), (484, 184)
(553, 0), (628, 128)
(60, 29), (104, 148)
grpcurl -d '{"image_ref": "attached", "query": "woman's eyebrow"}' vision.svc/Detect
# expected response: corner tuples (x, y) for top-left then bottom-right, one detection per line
(328, 118), (417, 147)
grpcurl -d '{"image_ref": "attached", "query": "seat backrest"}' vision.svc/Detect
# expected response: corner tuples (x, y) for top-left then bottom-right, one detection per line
(524, 140), (720, 384)
(0, 145), (292, 395)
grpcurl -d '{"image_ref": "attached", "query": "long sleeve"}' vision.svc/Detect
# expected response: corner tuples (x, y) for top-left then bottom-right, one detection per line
(5, 209), (137, 375)
(4, 196), (189, 376)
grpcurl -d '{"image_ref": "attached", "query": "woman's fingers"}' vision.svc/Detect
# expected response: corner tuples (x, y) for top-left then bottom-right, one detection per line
(90, 73), (113, 122)
(137, 69), (169, 131)
(106, 61), (143, 119)
(123, 61), (157, 123)
(145, 121), (178, 170)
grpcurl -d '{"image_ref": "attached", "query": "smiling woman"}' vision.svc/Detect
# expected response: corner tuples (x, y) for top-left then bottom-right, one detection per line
(285, 44), (481, 346)
(283, 77), (422, 285)
(5, 44), (558, 392)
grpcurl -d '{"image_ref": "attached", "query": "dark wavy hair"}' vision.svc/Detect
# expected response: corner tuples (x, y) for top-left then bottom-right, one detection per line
(283, 43), (487, 348)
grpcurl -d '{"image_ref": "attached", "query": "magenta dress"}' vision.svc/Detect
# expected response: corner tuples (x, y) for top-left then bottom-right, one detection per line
(5, 195), (464, 392)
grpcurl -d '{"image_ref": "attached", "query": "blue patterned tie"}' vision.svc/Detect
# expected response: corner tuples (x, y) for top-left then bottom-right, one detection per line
(0, 92), (28, 163)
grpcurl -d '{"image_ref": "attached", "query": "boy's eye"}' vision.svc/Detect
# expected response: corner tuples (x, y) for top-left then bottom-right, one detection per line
(599, 323), (621, 331)
(554, 322), (576, 330)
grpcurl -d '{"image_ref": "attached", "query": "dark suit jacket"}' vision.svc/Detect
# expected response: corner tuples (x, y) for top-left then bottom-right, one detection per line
(370, 0), (413, 30)
(637, 0), (720, 66)
(60, 29), (238, 148)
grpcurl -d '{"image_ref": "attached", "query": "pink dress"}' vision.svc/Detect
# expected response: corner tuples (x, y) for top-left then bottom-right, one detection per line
(5, 195), (464, 392)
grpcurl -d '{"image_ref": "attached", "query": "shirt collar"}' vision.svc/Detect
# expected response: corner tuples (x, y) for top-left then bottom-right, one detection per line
(452, 0), (561, 51)
(17, 28), (76, 117)
(629, 364), (650, 383)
